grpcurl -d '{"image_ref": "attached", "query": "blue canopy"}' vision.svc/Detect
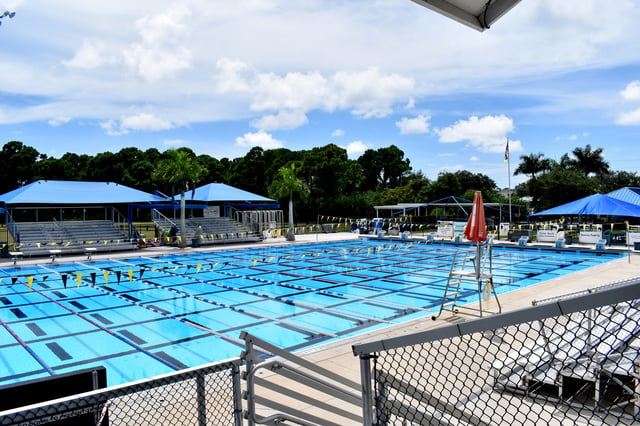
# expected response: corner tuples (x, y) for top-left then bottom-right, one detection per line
(607, 187), (640, 206)
(530, 193), (640, 218)
(192, 183), (275, 203)
(0, 180), (166, 205)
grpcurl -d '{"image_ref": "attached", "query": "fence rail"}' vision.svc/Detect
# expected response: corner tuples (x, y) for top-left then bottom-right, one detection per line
(354, 279), (640, 425)
(0, 358), (243, 426)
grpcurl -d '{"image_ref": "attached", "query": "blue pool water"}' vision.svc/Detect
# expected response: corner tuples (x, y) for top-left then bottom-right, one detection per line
(0, 239), (622, 387)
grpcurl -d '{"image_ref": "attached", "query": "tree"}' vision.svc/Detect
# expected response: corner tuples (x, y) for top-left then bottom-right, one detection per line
(514, 153), (555, 179)
(528, 168), (597, 211)
(563, 144), (610, 177)
(153, 149), (205, 248)
(268, 163), (309, 241)
(0, 141), (42, 193)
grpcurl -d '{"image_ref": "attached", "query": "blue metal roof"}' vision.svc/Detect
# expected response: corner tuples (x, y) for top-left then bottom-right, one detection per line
(0, 180), (166, 205)
(530, 193), (640, 218)
(607, 187), (640, 206)
(192, 183), (275, 203)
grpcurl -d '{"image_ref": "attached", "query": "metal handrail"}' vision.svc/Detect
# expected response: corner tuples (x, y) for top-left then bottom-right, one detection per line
(241, 331), (362, 426)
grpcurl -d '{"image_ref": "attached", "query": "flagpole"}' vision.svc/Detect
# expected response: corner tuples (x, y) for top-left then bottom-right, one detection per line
(506, 138), (512, 224)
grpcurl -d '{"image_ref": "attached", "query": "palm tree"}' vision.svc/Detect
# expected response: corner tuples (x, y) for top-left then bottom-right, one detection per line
(153, 149), (204, 248)
(569, 144), (610, 177)
(514, 153), (554, 179)
(268, 163), (309, 241)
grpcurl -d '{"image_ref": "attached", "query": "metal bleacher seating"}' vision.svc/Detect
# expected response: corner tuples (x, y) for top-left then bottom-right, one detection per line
(152, 216), (260, 246)
(11, 220), (137, 258)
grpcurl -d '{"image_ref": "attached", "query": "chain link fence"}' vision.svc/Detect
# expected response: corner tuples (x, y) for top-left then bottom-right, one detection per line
(0, 358), (242, 426)
(354, 280), (640, 425)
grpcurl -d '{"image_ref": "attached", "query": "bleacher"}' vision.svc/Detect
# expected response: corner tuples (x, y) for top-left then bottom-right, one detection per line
(153, 216), (261, 246)
(11, 220), (137, 258)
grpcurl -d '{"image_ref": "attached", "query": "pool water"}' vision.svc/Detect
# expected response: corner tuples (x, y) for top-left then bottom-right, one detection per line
(0, 239), (621, 387)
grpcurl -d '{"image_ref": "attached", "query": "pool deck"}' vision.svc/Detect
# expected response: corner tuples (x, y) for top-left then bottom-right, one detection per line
(3, 232), (639, 424)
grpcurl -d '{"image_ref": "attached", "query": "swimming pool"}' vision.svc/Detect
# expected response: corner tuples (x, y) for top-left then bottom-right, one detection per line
(0, 239), (622, 387)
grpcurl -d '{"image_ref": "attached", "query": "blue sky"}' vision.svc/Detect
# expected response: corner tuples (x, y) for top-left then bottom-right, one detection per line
(1, 1), (639, 189)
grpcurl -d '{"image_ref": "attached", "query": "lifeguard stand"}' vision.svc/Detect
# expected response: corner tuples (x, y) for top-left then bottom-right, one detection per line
(432, 242), (501, 320)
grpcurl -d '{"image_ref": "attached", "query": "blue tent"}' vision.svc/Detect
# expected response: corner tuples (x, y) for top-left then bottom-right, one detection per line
(607, 187), (640, 206)
(530, 193), (640, 218)
(0, 180), (166, 205)
(193, 183), (276, 203)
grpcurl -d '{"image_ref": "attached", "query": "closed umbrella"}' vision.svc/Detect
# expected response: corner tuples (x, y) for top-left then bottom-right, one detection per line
(464, 191), (487, 283)
(464, 191), (487, 243)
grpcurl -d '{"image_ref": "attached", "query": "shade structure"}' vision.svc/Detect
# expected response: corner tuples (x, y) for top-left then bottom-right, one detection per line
(530, 193), (640, 218)
(464, 191), (487, 242)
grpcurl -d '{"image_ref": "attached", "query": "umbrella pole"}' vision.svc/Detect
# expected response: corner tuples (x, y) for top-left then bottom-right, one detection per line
(476, 242), (482, 316)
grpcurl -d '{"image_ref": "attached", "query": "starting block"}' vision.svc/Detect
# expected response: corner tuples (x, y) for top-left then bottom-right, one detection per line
(518, 236), (528, 247)
(49, 249), (62, 263)
(595, 239), (607, 251)
(85, 247), (97, 260)
(9, 251), (23, 266)
(555, 238), (566, 249)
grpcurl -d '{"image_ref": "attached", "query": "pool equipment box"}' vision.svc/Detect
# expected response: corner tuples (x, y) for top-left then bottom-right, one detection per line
(0, 366), (107, 424)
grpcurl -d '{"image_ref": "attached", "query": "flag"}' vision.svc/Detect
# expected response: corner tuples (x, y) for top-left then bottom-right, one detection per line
(504, 138), (509, 162)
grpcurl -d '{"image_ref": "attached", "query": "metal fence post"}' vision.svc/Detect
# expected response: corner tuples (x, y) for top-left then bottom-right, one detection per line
(360, 354), (374, 426)
(196, 372), (206, 426)
(231, 361), (244, 426)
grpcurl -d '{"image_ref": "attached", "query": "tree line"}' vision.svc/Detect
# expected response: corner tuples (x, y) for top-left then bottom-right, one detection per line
(1, 140), (638, 222)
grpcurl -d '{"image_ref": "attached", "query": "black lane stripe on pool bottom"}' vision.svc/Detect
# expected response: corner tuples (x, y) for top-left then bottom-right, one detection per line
(153, 351), (188, 370)
(91, 313), (113, 325)
(46, 342), (72, 361)
(0, 297), (11, 305)
(119, 329), (147, 345)
(10, 308), (27, 319)
(26, 323), (47, 337)
(69, 301), (88, 310)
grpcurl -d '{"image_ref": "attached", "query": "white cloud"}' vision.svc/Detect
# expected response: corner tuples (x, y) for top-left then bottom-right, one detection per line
(214, 61), (414, 121)
(48, 116), (71, 126)
(333, 67), (414, 118)
(616, 107), (640, 125)
(64, 39), (117, 69)
(123, 5), (193, 82)
(331, 129), (345, 137)
(101, 113), (174, 135)
(621, 80), (640, 101)
(436, 115), (521, 154)
(470, 156), (479, 161)
(251, 110), (308, 131)
(342, 140), (368, 158)
(396, 114), (430, 135)
(235, 130), (284, 149)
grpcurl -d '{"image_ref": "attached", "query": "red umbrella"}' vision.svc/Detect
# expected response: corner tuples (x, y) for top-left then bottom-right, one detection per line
(464, 191), (487, 242)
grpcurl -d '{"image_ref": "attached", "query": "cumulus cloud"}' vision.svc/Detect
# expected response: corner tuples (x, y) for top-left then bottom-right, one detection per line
(617, 81), (640, 125)
(436, 114), (521, 154)
(331, 129), (345, 137)
(251, 110), (308, 131)
(616, 108), (640, 125)
(342, 140), (368, 158)
(396, 114), (430, 134)
(123, 5), (192, 82)
(100, 112), (173, 135)
(620, 80), (640, 101)
(64, 39), (117, 69)
(213, 60), (414, 128)
(48, 116), (71, 126)
(235, 130), (284, 149)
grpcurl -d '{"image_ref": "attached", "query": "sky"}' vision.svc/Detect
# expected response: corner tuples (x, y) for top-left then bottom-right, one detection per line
(1, 0), (640, 189)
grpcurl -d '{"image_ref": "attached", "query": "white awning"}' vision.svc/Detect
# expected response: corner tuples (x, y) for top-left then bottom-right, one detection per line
(410, 0), (521, 32)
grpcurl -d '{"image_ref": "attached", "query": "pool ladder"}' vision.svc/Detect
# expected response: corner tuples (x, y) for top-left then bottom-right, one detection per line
(432, 245), (501, 320)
